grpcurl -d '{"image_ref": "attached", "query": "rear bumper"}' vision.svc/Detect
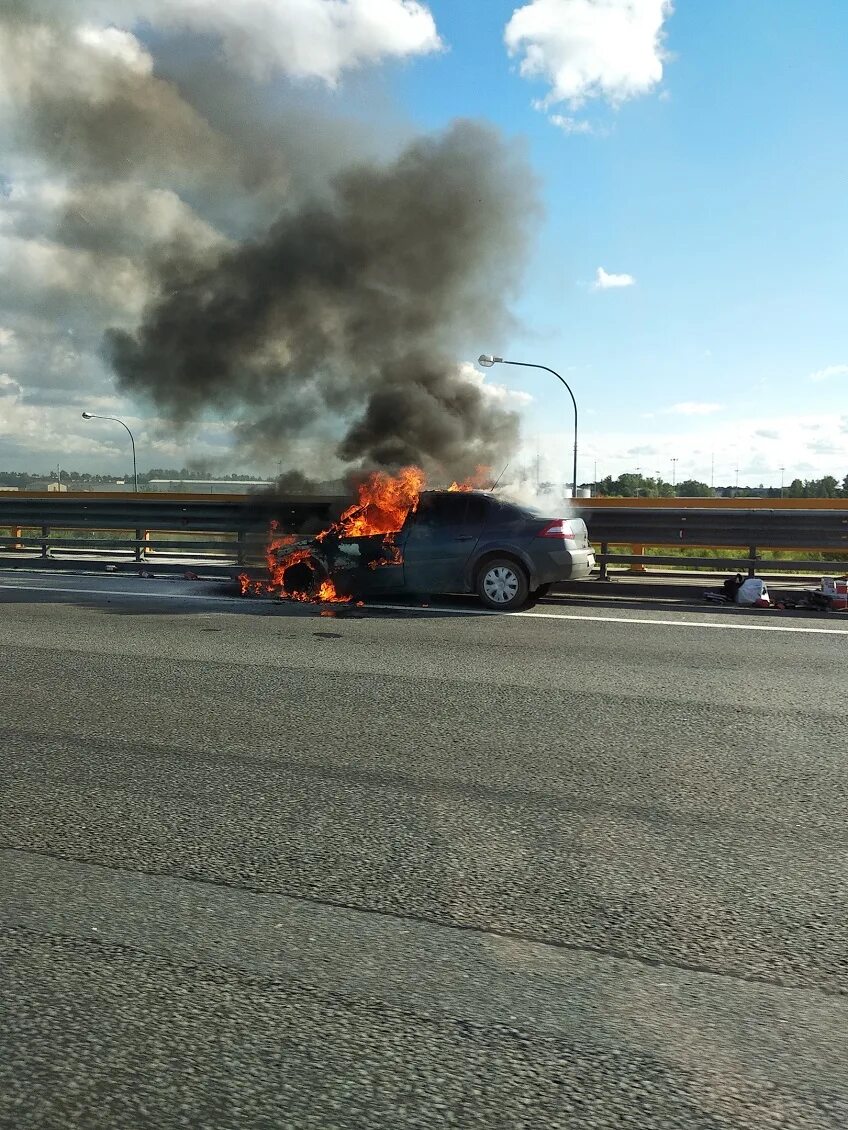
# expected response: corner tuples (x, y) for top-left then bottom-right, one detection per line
(528, 546), (595, 586)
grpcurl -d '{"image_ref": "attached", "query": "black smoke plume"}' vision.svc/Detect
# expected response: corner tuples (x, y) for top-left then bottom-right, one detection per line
(2, 3), (538, 479)
(106, 121), (535, 478)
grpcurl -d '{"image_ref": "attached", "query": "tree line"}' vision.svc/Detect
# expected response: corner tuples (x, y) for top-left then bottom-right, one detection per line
(0, 468), (263, 487)
(591, 473), (848, 498)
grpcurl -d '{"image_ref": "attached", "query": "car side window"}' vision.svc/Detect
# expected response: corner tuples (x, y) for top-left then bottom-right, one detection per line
(415, 494), (488, 528)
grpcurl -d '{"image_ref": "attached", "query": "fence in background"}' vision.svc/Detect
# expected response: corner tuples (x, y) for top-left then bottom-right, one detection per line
(1, 492), (848, 575)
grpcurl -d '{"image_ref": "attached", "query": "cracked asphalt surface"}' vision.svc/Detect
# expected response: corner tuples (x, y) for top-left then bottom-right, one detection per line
(1, 574), (847, 1129)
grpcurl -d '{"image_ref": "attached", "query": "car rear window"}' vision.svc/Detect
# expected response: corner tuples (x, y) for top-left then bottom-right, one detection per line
(490, 498), (546, 520)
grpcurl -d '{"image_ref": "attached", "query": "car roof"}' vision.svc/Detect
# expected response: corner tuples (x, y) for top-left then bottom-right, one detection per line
(421, 489), (489, 497)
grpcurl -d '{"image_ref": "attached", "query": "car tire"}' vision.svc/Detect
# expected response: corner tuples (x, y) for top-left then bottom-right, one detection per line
(476, 558), (530, 611)
(531, 582), (553, 600)
(282, 555), (327, 597)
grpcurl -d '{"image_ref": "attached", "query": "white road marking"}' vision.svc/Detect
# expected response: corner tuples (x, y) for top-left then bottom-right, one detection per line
(3, 580), (846, 635)
(0, 582), (249, 604)
(366, 602), (848, 635)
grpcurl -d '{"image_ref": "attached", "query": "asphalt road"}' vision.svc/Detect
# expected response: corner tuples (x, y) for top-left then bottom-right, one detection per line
(1, 573), (847, 1129)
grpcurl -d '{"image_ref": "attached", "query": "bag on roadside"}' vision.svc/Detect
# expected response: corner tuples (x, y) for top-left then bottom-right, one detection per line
(736, 577), (770, 606)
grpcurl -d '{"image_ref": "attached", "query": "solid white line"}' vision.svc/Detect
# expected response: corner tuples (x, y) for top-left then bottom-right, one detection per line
(360, 602), (848, 635)
(0, 582), (247, 604)
(2, 582), (847, 635)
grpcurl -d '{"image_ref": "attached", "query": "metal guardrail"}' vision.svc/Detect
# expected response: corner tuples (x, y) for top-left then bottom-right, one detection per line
(1, 493), (847, 575)
(573, 503), (848, 577)
(0, 492), (344, 566)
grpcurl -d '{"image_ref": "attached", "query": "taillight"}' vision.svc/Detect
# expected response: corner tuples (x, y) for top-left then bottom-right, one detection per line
(539, 519), (575, 540)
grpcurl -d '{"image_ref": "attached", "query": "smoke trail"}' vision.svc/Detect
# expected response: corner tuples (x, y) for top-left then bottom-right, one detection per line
(106, 120), (535, 477)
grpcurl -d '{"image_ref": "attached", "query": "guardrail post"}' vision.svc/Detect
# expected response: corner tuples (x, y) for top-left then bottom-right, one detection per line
(237, 529), (246, 567)
(627, 544), (646, 574)
(13, 526), (23, 551)
(135, 528), (144, 562)
(599, 542), (609, 581)
(748, 546), (758, 578)
(41, 525), (49, 559)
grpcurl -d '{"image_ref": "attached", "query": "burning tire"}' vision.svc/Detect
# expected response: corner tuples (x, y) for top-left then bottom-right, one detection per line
(476, 558), (529, 612)
(282, 555), (327, 599)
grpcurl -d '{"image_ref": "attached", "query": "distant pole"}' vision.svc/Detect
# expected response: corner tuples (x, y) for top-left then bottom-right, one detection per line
(671, 457), (678, 488)
(710, 453), (715, 491)
(780, 466), (785, 497)
(735, 466), (739, 496)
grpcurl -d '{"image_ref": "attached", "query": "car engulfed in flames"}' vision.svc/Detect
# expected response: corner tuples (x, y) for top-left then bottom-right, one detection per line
(239, 464), (595, 610)
(239, 466), (478, 603)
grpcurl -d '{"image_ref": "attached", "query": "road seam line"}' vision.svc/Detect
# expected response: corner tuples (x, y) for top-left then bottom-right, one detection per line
(2, 847), (841, 999)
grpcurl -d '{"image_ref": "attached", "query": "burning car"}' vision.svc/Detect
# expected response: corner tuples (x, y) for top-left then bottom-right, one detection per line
(243, 470), (594, 611)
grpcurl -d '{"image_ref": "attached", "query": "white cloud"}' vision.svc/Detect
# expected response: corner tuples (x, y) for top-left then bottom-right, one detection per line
(663, 402), (723, 416)
(23, 0), (442, 85)
(549, 113), (595, 134)
(808, 363), (848, 383)
(0, 234), (148, 318)
(505, 0), (672, 122)
(76, 24), (154, 75)
(460, 361), (534, 408)
(526, 410), (848, 488)
(0, 328), (15, 348)
(592, 266), (635, 289)
(0, 373), (22, 399)
(807, 438), (842, 456)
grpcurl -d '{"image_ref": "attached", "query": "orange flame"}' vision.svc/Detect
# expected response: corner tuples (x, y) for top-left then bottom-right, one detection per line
(330, 466), (426, 539)
(447, 465), (492, 492)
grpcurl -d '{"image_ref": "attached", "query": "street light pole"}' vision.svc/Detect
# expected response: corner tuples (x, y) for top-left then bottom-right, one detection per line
(479, 355), (578, 498)
(81, 412), (138, 492)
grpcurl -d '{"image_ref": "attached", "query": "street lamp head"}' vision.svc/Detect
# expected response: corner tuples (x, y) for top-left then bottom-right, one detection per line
(81, 411), (92, 419)
(478, 354), (502, 368)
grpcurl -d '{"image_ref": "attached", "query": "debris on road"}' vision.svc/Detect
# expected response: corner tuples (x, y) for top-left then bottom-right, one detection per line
(704, 573), (848, 613)
(821, 576), (848, 611)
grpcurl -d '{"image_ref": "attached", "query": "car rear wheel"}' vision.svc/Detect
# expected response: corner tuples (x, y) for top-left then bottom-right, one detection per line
(531, 582), (553, 600)
(476, 559), (529, 611)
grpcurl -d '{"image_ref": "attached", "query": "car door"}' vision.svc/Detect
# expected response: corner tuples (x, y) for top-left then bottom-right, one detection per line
(402, 492), (489, 593)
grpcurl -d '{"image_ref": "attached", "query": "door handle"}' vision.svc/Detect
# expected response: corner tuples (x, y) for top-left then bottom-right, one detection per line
(455, 535), (475, 541)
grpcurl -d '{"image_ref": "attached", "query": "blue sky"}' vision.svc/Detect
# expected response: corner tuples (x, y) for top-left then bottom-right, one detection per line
(1, 0), (846, 486)
(390, 0), (848, 486)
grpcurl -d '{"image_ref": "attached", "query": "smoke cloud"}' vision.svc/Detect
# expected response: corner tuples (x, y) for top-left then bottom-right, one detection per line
(1, 2), (538, 479)
(107, 121), (533, 475)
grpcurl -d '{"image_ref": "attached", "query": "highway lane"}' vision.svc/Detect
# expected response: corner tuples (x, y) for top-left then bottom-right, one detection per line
(1, 574), (847, 1129)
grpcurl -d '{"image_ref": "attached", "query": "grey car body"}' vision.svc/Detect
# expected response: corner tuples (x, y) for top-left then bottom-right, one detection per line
(296, 490), (594, 609)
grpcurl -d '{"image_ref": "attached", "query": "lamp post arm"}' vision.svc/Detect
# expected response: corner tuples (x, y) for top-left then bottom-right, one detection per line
(497, 360), (579, 499)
